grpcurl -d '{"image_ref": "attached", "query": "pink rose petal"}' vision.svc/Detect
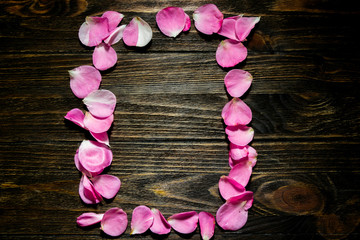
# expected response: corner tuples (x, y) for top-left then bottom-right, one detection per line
(193, 4), (223, 35)
(90, 131), (109, 146)
(83, 89), (116, 118)
(225, 125), (254, 146)
(216, 191), (253, 231)
(79, 16), (109, 47)
(167, 211), (198, 234)
(93, 42), (117, 71)
(229, 145), (258, 168)
(198, 212), (215, 240)
(224, 69), (253, 98)
(235, 17), (261, 42)
(101, 207), (128, 237)
(91, 174), (121, 199)
(83, 112), (114, 134)
(79, 174), (102, 204)
(229, 143), (249, 161)
(217, 16), (241, 40)
(131, 205), (154, 235)
(123, 17), (152, 47)
(64, 108), (85, 128)
(216, 39), (247, 68)
(77, 212), (104, 227)
(156, 7), (186, 37)
(102, 11), (124, 32)
(222, 98), (252, 126)
(69, 65), (102, 99)
(183, 13), (191, 31)
(150, 208), (171, 235)
(228, 160), (254, 187)
(219, 176), (245, 200)
(104, 25), (126, 45)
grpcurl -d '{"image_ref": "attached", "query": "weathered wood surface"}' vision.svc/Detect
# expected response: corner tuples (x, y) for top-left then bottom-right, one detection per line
(0, 0), (359, 239)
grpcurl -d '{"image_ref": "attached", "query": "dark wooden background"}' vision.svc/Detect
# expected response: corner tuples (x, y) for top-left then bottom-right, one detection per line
(1, 0), (359, 239)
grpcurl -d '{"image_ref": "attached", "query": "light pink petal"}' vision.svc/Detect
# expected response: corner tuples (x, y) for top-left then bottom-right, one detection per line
(149, 208), (171, 235)
(78, 16), (109, 47)
(90, 131), (109, 146)
(77, 140), (112, 176)
(167, 211), (198, 234)
(229, 143), (249, 161)
(123, 17), (152, 47)
(247, 146), (258, 167)
(74, 149), (90, 176)
(229, 145), (258, 168)
(216, 191), (253, 231)
(216, 39), (247, 68)
(219, 176), (245, 200)
(156, 7), (186, 37)
(104, 25), (126, 45)
(64, 108), (85, 128)
(193, 4), (223, 35)
(225, 125), (254, 146)
(235, 17), (261, 42)
(183, 13), (191, 31)
(228, 160), (253, 187)
(217, 16), (241, 40)
(101, 207), (128, 237)
(79, 174), (102, 204)
(92, 43), (117, 71)
(224, 69), (253, 98)
(91, 174), (121, 199)
(198, 212), (215, 240)
(130, 205), (154, 235)
(69, 65), (102, 99)
(83, 112), (114, 133)
(77, 212), (104, 227)
(102, 11), (124, 32)
(222, 98), (252, 126)
(83, 89), (116, 118)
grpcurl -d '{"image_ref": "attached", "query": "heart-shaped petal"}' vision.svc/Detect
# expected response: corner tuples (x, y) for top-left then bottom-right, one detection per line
(199, 212), (215, 240)
(156, 7), (186, 37)
(219, 175), (245, 200)
(224, 69), (253, 98)
(64, 108), (85, 128)
(130, 205), (154, 235)
(193, 4), (223, 35)
(123, 17), (152, 47)
(225, 125), (254, 146)
(83, 89), (116, 118)
(78, 16), (109, 47)
(93, 43), (117, 71)
(91, 174), (121, 199)
(101, 207), (128, 237)
(83, 112), (114, 134)
(79, 174), (102, 204)
(167, 211), (198, 234)
(228, 160), (253, 187)
(150, 208), (171, 235)
(222, 98), (252, 126)
(104, 25), (126, 45)
(77, 212), (104, 227)
(69, 65), (101, 99)
(216, 39), (247, 68)
(102, 11), (124, 32)
(235, 17), (261, 42)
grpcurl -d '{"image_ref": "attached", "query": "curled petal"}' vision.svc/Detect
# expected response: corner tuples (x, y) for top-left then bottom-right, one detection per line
(131, 205), (154, 235)
(102, 11), (124, 32)
(229, 145), (258, 168)
(199, 212), (215, 240)
(64, 108), (85, 128)
(69, 65), (101, 99)
(91, 174), (121, 199)
(150, 208), (171, 235)
(228, 160), (253, 187)
(193, 4), (223, 35)
(83, 112), (114, 133)
(225, 125), (254, 146)
(83, 89), (116, 118)
(104, 25), (126, 45)
(229, 143), (249, 161)
(156, 7), (186, 37)
(217, 16), (241, 40)
(224, 69), (253, 98)
(93, 43), (117, 71)
(101, 207), (128, 237)
(168, 211), (198, 234)
(90, 131), (109, 146)
(77, 212), (104, 227)
(235, 17), (261, 42)
(78, 16), (109, 47)
(247, 146), (258, 167)
(222, 98), (252, 126)
(183, 13), (191, 31)
(216, 39), (247, 68)
(216, 191), (254, 231)
(219, 176), (245, 200)
(79, 174), (102, 204)
(123, 17), (152, 47)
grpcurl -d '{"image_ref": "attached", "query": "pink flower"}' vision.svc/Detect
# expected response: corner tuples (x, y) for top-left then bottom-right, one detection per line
(123, 17), (152, 47)
(130, 205), (154, 235)
(193, 4), (223, 35)
(224, 69), (253, 98)
(69, 65), (101, 99)
(222, 98), (252, 126)
(167, 211), (198, 234)
(156, 7), (189, 37)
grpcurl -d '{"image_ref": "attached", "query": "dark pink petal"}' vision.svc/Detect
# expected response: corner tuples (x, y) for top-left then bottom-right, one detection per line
(228, 160), (253, 187)
(90, 131), (109, 146)
(235, 17), (261, 42)
(123, 17), (152, 47)
(91, 174), (121, 199)
(156, 7), (186, 37)
(225, 125), (254, 146)
(64, 108), (85, 128)
(224, 69), (253, 98)
(101, 207), (128, 237)
(69, 65), (101, 99)
(168, 211), (198, 234)
(183, 13), (191, 31)
(222, 98), (252, 126)
(102, 11), (124, 32)
(79, 174), (102, 204)
(83, 89), (116, 118)
(83, 112), (114, 133)
(131, 205), (154, 235)
(78, 16), (109, 47)
(77, 140), (112, 176)
(104, 25), (126, 45)
(92, 43), (117, 71)
(199, 212), (215, 240)
(217, 16), (241, 40)
(150, 208), (171, 235)
(216, 39), (247, 68)
(219, 176), (245, 200)
(193, 4), (223, 35)
(77, 212), (104, 227)
(216, 191), (253, 231)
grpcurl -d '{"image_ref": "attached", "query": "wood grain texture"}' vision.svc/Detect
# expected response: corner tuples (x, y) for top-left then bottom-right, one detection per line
(1, 0), (360, 239)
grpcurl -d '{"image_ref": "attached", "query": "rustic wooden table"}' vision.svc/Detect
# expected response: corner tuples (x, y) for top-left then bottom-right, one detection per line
(1, 0), (359, 239)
